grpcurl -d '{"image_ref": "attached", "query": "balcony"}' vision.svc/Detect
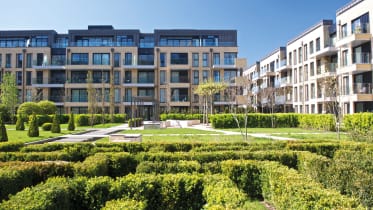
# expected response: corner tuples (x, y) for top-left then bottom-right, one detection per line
(276, 59), (291, 72)
(170, 94), (190, 106)
(353, 83), (372, 94)
(213, 97), (236, 105)
(260, 67), (275, 78)
(336, 23), (371, 48)
(316, 63), (337, 77)
(280, 77), (292, 87)
(311, 39), (338, 59)
(32, 78), (65, 88)
(275, 95), (292, 105)
(338, 53), (372, 75)
(122, 59), (155, 70)
(251, 72), (260, 81)
(69, 41), (136, 47)
(157, 41), (236, 47)
(32, 60), (66, 70)
(274, 80), (281, 88)
(122, 78), (155, 87)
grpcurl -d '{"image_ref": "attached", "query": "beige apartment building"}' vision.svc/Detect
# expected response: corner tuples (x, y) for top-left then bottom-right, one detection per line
(0, 26), (242, 120)
(245, 0), (372, 114)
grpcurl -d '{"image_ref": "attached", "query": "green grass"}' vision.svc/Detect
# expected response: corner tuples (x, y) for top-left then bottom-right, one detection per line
(224, 127), (327, 133)
(122, 128), (219, 135)
(273, 132), (350, 141)
(78, 123), (124, 129)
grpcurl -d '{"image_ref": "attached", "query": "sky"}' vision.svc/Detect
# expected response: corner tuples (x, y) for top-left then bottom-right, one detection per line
(0, 0), (352, 66)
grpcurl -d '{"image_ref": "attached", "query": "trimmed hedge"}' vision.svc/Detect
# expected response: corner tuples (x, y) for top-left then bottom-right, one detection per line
(136, 160), (201, 174)
(128, 118), (143, 127)
(103, 199), (146, 210)
(343, 113), (373, 142)
(222, 160), (363, 209)
(41, 122), (52, 131)
(76, 114), (127, 126)
(298, 114), (336, 131)
(160, 113), (203, 121)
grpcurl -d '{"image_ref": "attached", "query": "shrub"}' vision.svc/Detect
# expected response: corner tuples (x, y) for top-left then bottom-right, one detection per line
(0, 142), (24, 152)
(298, 114), (336, 131)
(128, 118), (143, 127)
(67, 113), (75, 131)
(0, 117), (8, 142)
(76, 114), (89, 126)
(74, 153), (109, 177)
(343, 113), (373, 142)
(34, 115), (52, 126)
(136, 160), (201, 174)
(51, 114), (61, 133)
(17, 102), (42, 117)
(0, 105), (11, 123)
(41, 123), (52, 131)
(103, 199), (146, 210)
(15, 115), (25, 130)
(28, 114), (39, 137)
(37, 100), (57, 115)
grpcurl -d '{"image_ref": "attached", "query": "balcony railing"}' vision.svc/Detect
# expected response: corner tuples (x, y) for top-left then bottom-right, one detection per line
(353, 83), (372, 94)
(171, 76), (189, 83)
(157, 41), (235, 47)
(171, 95), (189, 102)
(274, 80), (281, 88)
(352, 23), (370, 34)
(69, 41), (136, 47)
(353, 52), (371, 64)
(324, 37), (336, 48)
(32, 78), (65, 85)
(49, 96), (65, 102)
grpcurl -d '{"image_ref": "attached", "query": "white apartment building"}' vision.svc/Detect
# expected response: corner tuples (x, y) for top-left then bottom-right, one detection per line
(336, 0), (373, 113)
(244, 0), (373, 114)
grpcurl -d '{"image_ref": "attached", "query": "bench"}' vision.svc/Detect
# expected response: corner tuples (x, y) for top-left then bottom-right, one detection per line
(109, 134), (142, 142)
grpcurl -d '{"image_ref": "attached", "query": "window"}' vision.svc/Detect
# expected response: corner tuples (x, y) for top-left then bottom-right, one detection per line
(288, 52), (292, 65)
(213, 70), (220, 82)
(294, 68), (297, 83)
(310, 62), (315, 76)
(124, 71), (131, 83)
(160, 88), (166, 103)
(171, 70), (188, 83)
(71, 53), (88, 65)
(213, 53), (220, 65)
(351, 13), (369, 34)
(26, 71), (31, 86)
(124, 89), (132, 102)
(171, 53), (188, 65)
(51, 55), (65, 65)
(114, 53), (120, 67)
(71, 89), (88, 102)
(298, 47), (302, 63)
(114, 89), (120, 103)
(316, 38), (320, 51)
(160, 53), (166, 67)
(138, 54), (154, 65)
(309, 41), (314, 54)
(311, 83), (315, 99)
(303, 44), (308, 61)
(160, 70), (166, 85)
(294, 87), (298, 102)
(193, 70), (199, 85)
(124, 53), (132, 65)
(299, 67), (303, 83)
(114, 71), (120, 85)
(342, 50), (348, 66)
(71, 71), (87, 83)
(224, 52), (236, 65)
(138, 71), (154, 83)
(16, 71), (22, 86)
(25, 53), (32, 68)
(192, 53), (199, 67)
(138, 88), (154, 96)
(304, 65), (308, 81)
(224, 70), (236, 83)
(16, 53), (23, 68)
(93, 53), (110, 65)
(203, 53), (209, 67)
(6, 53), (11, 68)
(30, 36), (48, 47)
(0, 54), (2, 67)
(171, 88), (188, 102)
(293, 50), (297, 65)
(203, 70), (209, 82)
(36, 53), (44, 66)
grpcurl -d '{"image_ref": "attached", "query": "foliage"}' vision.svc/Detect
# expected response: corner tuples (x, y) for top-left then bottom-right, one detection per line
(68, 113), (75, 131)
(27, 113), (39, 137)
(343, 113), (373, 142)
(0, 116), (8, 142)
(160, 113), (203, 121)
(298, 114), (336, 131)
(17, 102), (42, 117)
(0, 73), (18, 123)
(37, 100), (57, 115)
(51, 114), (61, 133)
(15, 115), (25, 130)
(0, 104), (11, 123)
(41, 123), (52, 131)
(128, 118), (143, 127)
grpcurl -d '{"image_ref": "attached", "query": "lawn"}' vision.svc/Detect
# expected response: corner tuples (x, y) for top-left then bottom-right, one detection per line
(225, 127), (327, 133)
(122, 128), (219, 135)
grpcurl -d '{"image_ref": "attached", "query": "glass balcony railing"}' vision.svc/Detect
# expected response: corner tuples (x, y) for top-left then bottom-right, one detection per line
(158, 41), (235, 47)
(352, 23), (370, 34)
(171, 95), (189, 102)
(353, 52), (371, 64)
(274, 80), (281, 88)
(69, 41), (135, 47)
(353, 83), (372, 94)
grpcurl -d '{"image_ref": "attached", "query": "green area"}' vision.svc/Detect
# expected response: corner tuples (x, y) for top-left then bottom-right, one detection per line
(122, 128), (219, 135)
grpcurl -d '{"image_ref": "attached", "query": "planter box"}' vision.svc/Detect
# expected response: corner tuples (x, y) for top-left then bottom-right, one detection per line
(109, 134), (142, 142)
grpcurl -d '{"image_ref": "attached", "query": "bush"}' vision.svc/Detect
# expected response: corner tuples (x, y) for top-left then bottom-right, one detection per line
(128, 118), (143, 127)
(103, 199), (146, 210)
(17, 102), (42, 117)
(160, 113), (203, 121)
(41, 123), (52, 131)
(27, 113), (39, 137)
(343, 113), (373, 142)
(298, 114), (336, 131)
(0, 117), (8, 142)
(0, 105), (11, 123)
(67, 113), (75, 131)
(34, 115), (52, 126)
(15, 115), (25, 130)
(76, 114), (89, 126)
(37, 100), (57, 115)
(0, 142), (24, 152)
(136, 160), (201, 174)
(74, 153), (109, 177)
(51, 114), (61, 133)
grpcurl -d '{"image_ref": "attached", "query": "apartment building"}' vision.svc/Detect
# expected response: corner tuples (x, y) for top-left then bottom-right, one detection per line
(0, 26), (241, 119)
(336, 0), (373, 113)
(245, 0), (373, 114)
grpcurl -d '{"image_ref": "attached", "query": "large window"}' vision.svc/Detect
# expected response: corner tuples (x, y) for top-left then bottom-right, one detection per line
(138, 54), (154, 65)
(351, 13), (370, 34)
(115, 89), (121, 103)
(213, 70), (220, 82)
(124, 89), (132, 102)
(138, 71), (154, 83)
(224, 52), (236, 65)
(316, 38), (320, 52)
(92, 71), (110, 83)
(203, 53), (209, 67)
(309, 41), (314, 54)
(114, 71), (120, 85)
(124, 71), (131, 83)
(171, 53), (188, 65)
(192, 53), (199, 67)
(71, 89), (88, 102)
(16, 71), (22, 85)
(171, 70), (189, 83)
(224, 70), (236, 83)
(93, 53), (110, 65)
(160, 88), (166, 103)
(171, 88), (189, 102)
(160, 53), (166, 67)
(51, 55), (65, 65)
(160, 70), (166, 85)
(114, 53), (120, 67)
(30, 36), (48, 47)
(138, 88), (154, 96)
(71, 71), (87, 83)
(71, 53), (88, 65)
(26, 53), (32, 68)
(16, 53), (23, 68)
(124, 53), (132, 65)
(203, 70), (209, 82)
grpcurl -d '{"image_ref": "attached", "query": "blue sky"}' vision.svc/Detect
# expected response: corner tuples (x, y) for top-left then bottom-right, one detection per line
(0, 0), (351, 65)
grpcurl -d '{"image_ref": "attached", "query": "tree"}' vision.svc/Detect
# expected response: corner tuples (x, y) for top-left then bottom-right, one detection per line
(17, 102), (42, 117)
(321, 75), (341, 139)
(0, 113), (8, 142)
(195, 80), (227, 125)
(38, 100), (57, 115)
(0, 73), (18, 124)
(67, 113), (75, 131)
(15, 115), (25, 130)
(260, 86), (276, 128)
(51, 114), (61, 133)
(87, 71), (98, 127)
(27, 113), (39, 137)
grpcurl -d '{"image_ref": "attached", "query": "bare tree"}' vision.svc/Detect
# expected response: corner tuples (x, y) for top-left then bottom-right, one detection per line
(260, 86), (276, 128)
(87, 70), (98, 127)
(321, 75), (341, 139)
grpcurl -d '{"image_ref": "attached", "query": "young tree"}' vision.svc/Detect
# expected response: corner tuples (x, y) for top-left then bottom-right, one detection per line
(87, 71), (98, 127)
(67, 113), (75, 131)
(0, 113), (8, 142)
(195, 80), (227, 125)
(260, 86), (276, 128)
(321, 75), (341, 139)
(15, 114), (25, 131)
(51, 114), (61, 133)
(0, 73), (18, 124)
(27, 113), (39, 137)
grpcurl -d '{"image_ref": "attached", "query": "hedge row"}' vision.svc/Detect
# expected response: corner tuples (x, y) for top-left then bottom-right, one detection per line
(160, 113), (203, 121)
(76, 114), (127, 126)
(221, 160), (363, 209)
(343, 113), (373, 142)
(0, 162), (74, 201)
(298, 114), (336, 131)
(210, 113), (300, 129)
(128, 118), (143, 127)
